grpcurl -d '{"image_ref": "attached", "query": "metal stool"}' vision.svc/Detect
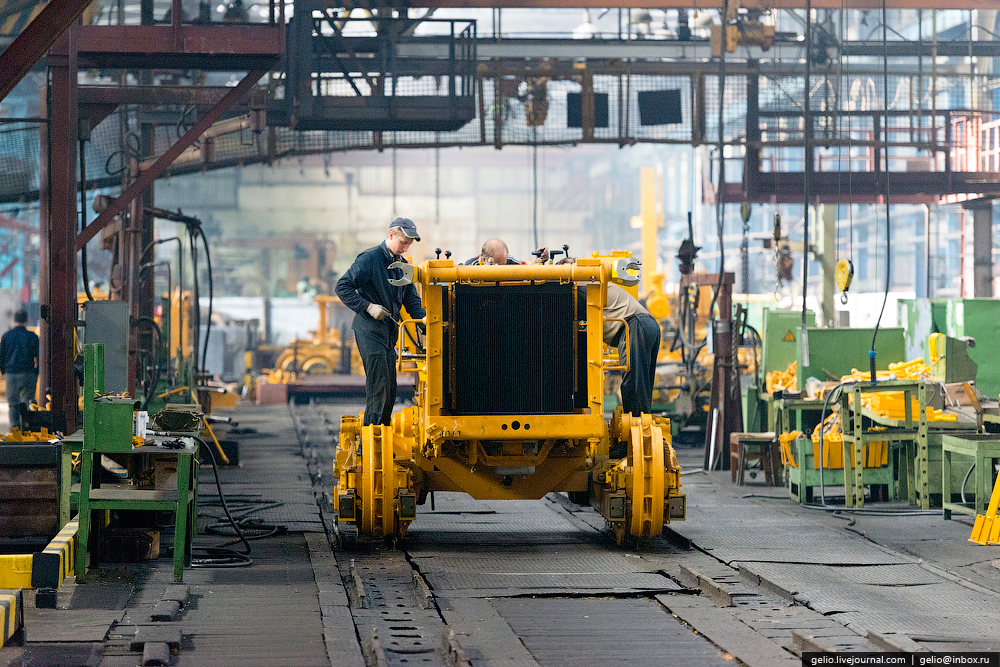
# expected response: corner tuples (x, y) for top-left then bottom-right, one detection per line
(729, 432), (777, 486)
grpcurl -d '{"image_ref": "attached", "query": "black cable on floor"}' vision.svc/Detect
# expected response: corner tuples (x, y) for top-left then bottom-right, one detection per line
(189, 437), (253, 568)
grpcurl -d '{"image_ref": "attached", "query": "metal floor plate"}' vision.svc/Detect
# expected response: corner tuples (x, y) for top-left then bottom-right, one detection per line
(491, 597), (735, 667)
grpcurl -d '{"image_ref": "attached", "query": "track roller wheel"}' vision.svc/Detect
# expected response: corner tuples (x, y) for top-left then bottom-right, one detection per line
(620, 414), (667, 544)
(358, 424), (408, 541)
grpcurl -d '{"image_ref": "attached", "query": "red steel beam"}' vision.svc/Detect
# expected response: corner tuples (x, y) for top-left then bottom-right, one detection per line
(46, 27), (79, 435)
(76, 69), (267, 252)
(0, 211), (37, 235)
(0, 257), (19, 280)
(0, 0), (95, 102)
(74, 25), (284, 69)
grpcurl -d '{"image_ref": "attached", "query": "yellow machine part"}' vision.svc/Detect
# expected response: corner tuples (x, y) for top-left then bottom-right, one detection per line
(929, 333), (946, 364)
(779, 431), (802, 468)
(810, 414), (888, 468)
(766, 361), (797, 394)
(835, 259), (854, 293)
(333, 256), (684, 544)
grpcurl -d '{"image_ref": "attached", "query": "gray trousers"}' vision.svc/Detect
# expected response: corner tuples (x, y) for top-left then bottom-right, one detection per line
(6, 371), (37, 431)
(355, 333), (397, 427)
(617, 313), (661, 417)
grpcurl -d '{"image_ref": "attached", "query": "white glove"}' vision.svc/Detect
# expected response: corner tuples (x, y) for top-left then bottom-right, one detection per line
(366, 304), (390, 321)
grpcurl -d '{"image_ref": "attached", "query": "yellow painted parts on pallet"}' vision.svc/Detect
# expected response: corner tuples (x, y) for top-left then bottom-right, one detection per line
(856, 393), (955, 422)
(838, 358), (956, 422)
(840, 358), (933, 383)
(3, 427), (59, 441)
(809, 412), (888, 468)
(766, 361), (797, 394)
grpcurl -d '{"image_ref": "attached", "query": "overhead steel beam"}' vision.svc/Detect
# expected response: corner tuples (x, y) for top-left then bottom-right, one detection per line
(78, 85), (241, 107)
(0, 211), (37, 235)
(74, 25), (285, 70)
(0, 0), (95, 102)
(76, 69), (267, 252)
(397, 37), (995, 67)
(359, 0), (988, 10)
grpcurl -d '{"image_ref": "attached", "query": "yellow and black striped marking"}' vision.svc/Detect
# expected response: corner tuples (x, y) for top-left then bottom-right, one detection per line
(0, 554), (32, 589)
(0, 589), (23, 647)
(31, 519), (77, 590)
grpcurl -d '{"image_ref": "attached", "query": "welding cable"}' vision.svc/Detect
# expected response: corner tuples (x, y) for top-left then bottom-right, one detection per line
(814, 380), (852, 506)
(189, 437), (253, 568)
(961, 461), (975, 505)
(188, 226), (202, 373)
(706, 31), (727, 327)
(197, 228), (214, 375)
(134, 316), (164, 408)
(868, 0), (892, 383)
(203, 500), (286, 541)
(103, 132), (142, 177)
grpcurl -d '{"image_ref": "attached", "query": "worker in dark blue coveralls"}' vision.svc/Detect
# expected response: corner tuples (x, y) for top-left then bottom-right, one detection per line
(336, 218), (427, 426)
(0, 309), (39, 431)
(603, 284), (660, 416)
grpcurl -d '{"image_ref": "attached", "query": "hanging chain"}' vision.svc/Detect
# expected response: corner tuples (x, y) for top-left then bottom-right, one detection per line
(392, 147), (398, 219)
(435, 142), (440, 225)
(740, 217), (750, 294)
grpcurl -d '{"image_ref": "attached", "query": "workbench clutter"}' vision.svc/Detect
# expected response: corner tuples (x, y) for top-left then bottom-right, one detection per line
(76, 344), (199, 583)
(757, 321), (992, 509)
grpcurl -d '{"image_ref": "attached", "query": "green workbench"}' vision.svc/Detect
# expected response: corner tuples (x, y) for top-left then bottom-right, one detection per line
(941, 433), (1000, 519)
(839, 381), (929, 508)
(75, 344), (199, 583)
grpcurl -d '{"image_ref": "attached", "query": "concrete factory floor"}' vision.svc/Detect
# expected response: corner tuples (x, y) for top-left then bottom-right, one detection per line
(3, 398), (1000, 666)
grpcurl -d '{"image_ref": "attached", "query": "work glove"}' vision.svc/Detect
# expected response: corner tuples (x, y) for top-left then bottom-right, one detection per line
(366, 304), (390, 321)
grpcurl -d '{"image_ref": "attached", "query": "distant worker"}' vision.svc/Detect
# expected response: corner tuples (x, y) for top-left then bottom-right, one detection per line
(0, 310), (39, 431)
(296, 275), (317, 300)
(604, 283), (660, 417)
(336, 218), (426, 426)
(465, 238), (549, 265)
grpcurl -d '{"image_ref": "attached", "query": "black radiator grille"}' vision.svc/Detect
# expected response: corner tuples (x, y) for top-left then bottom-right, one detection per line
(453, 282), (575, 415)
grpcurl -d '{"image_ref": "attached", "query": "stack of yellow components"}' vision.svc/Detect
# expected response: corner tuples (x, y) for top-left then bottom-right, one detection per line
(766, 361), (797, 394)
(809, 412), (888, 468)
(840, 357), (957, 422)
(779, 430), (802, 468)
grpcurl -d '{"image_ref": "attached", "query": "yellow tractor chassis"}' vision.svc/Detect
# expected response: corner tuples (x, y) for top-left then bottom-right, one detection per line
(333, 258), (685, 544)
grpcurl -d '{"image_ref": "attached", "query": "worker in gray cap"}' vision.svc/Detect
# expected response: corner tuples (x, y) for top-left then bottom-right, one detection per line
(336, 218), (426, 426)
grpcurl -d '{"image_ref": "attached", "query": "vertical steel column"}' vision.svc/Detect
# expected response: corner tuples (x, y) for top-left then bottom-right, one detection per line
(819, 204), (836, 327)
(964, 198), (995, 297)
(38, 85), (50, 412)
(47, 29), (80, 434)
